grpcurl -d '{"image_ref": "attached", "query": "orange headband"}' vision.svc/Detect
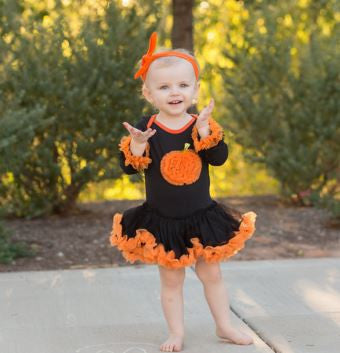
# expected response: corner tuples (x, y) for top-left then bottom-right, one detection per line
(134, 32), (199, 81)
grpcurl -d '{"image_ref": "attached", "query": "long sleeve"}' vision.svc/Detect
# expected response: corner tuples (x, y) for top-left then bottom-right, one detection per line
(191, 117), (228, 166)
(198, 138), (228, 166)
(119, 116), (152, 174)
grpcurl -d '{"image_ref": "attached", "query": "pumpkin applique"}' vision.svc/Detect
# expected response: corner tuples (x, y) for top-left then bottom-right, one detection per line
(160, 143), (202, 186)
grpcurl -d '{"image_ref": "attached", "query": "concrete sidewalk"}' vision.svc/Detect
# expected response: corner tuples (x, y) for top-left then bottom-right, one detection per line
(0, 257), (339, 353)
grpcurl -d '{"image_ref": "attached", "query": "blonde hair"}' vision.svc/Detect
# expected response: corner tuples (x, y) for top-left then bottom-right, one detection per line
(141, 48), (200, 90)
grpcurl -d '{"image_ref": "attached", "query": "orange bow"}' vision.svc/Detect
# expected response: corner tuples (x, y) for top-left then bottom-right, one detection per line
(134, 32), (199, 81)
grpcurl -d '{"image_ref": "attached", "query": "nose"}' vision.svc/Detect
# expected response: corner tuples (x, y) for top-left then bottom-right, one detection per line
(169, 87), (180, 96)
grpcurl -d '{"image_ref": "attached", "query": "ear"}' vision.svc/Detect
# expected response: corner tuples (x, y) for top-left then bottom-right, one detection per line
(142, 84), (154, 105)
(193, 80), (200, 100)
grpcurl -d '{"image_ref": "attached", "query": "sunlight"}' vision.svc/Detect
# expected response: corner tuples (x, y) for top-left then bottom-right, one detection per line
(199, 1), (209, 10)
(61, 39), (72, 58)
(298, 0), (310, 8)
(234, 288), (268, 317)
(295, 275), (340, 327)
(296, 29), (309, 43)
(122, 0), (131, 7)
(207, 31), (215, 41)
(232, 287), (295, 353)
(42, 15), (53, 27)
(283, 14), (293, 27)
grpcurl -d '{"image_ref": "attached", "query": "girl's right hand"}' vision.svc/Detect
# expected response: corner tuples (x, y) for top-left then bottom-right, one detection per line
(122, 122), (156, 144)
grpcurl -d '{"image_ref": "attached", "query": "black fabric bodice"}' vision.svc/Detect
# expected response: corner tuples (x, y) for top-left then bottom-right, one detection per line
(119, 115), (228, 218)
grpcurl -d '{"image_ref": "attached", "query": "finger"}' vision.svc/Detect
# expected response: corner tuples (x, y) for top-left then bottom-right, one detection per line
(200, 107), (211, 117)
(132, 129), (142, 136)
(123, 122), (138, 135)
(141, 128), (152, 136)
(205, 99), (214, 115)
(208, 98), (214, 110)
(204, 98), (213, 110)
(145, 129), (156, 137)
(122, 122), (131, 131)
(128, 126), (139, 135)
(123, 122), (141, 133)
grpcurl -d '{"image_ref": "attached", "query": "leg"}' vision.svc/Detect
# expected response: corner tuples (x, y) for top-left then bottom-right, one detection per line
(158, 264), (185, 352)
(194, 257), (253, 345)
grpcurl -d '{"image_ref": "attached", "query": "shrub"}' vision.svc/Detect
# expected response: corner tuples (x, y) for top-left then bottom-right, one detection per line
(0, 0), (160, 217)
(219, 0), (339, 213)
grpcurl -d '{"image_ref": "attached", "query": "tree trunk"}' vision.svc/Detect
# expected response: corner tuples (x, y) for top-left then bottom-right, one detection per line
(171, 0), (194, 51)
(171, 0), (197, 114)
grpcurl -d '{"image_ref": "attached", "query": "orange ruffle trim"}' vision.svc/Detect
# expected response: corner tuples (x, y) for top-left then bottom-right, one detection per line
(191, 117), (224, 152)
(119, 135), (152, 171)
(109, 211), (257, 269)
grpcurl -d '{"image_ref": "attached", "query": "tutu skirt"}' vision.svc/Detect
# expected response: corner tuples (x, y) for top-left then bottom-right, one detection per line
(110, 200), (257, 269)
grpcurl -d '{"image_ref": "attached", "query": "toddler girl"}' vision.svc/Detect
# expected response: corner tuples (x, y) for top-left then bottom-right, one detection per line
(110, 32), (257, 352)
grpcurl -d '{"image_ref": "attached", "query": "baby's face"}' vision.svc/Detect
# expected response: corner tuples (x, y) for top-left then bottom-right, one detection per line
(143, 59), (199, 118)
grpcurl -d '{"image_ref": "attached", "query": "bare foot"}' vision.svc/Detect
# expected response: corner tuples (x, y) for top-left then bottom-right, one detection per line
(160, 333), (184, 352)
(216, 325), (253, 345)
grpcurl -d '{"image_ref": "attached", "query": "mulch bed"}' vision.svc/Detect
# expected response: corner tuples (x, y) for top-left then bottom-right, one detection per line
(1, 194), (339, 273)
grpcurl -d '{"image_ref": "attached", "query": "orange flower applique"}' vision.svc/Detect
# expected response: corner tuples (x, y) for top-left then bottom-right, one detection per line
(160, 143), (202, 186)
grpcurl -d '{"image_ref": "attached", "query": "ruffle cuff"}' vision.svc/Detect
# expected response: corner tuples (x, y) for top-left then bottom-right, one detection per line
(191, 117), (224, 152)
(119, 135), (152, 171)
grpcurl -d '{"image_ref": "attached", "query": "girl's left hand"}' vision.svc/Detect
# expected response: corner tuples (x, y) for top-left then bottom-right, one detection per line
(196, 98), (214, 130)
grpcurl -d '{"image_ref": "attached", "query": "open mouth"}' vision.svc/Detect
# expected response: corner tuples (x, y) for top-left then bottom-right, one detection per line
(168, 100), (183, 105)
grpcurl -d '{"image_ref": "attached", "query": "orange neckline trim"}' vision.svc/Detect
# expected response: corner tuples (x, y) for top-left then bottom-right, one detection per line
(147, 114), (197, 134)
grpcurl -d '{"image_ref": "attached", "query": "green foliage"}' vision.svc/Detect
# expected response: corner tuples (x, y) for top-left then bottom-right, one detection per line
(0, 0), (160, 218)
(0, 218), (34, 264)
(314, 193), (340, 223)
(218, 0), (339, 208)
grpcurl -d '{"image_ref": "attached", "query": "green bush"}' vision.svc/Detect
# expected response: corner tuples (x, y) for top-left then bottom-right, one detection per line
(0, 219), (34, 264)
(219, 0), (339, 212)
(0, 0), (160, 218)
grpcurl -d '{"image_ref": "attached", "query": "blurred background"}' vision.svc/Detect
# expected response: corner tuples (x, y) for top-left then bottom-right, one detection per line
(0, 0), (339, 269)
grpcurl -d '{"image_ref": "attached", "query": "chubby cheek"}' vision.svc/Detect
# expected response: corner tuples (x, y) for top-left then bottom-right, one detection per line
(190, 87), (198, 98)
(159, 93), (172, 104)
(183, 88), (196, 100)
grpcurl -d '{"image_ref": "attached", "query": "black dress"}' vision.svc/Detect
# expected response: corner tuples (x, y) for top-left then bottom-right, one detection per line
(110, 114), (257, 269)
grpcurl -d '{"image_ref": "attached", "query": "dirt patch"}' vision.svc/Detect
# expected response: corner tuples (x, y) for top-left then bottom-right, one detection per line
(1, 194), (339, 273)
